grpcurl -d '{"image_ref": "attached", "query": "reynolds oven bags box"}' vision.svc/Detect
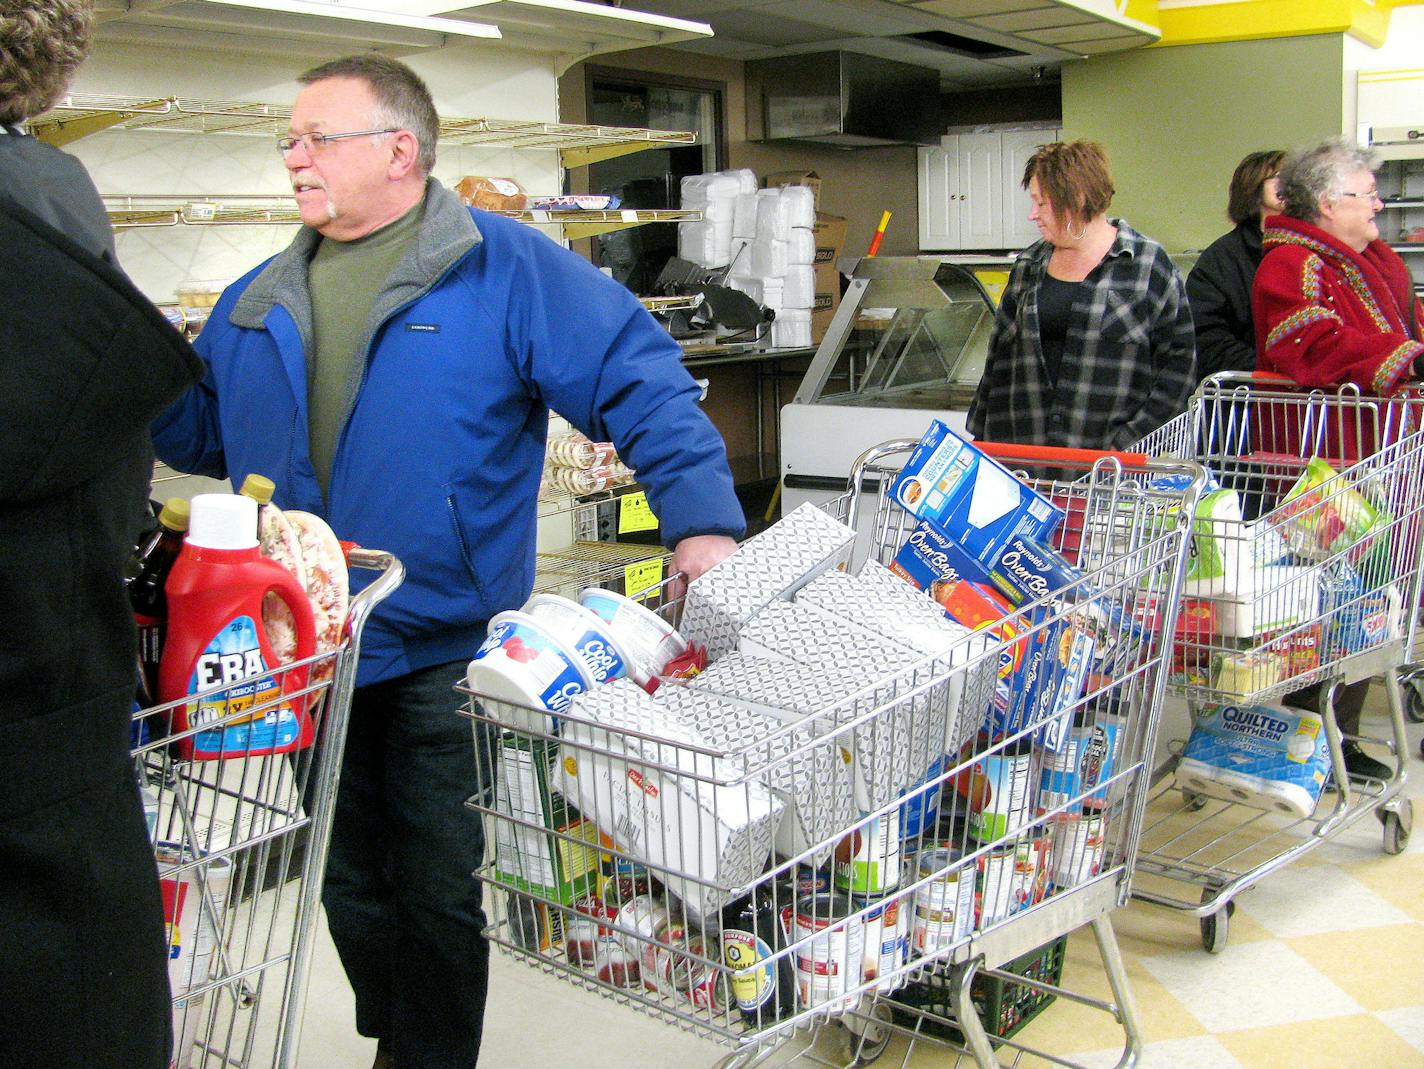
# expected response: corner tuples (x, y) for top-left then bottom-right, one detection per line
(890, 518), (1017, 631)
(654, 680), (858, 865)
(557, 679), (781, 920)
(679, 502), (855, 660)
(889, 420), (1062, 566)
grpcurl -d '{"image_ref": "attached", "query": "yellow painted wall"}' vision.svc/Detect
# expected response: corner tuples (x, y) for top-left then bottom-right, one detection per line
(1062, 34), (1345, 252)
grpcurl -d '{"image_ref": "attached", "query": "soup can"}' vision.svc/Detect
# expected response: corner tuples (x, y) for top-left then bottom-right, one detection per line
(1049, 812), (1106, 890)
(791, 893), (864, 1013)
(911, 846), (975, 955)
(833, 809), (902, 895)
(977, 836), (1050, 928)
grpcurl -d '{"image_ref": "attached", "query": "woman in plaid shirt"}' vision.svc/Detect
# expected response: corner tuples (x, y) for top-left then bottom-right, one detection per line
(968, 141), (1196, 450)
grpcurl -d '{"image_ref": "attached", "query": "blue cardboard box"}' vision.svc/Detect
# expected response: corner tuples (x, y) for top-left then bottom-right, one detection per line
(890, 421), (1062, 566)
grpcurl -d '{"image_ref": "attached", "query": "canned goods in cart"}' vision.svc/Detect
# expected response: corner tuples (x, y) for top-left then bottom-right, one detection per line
(591, 934), (640, 988)
(649, 920), (722, 1009)
(1049, 812), (1106, 890)
(977, 836), (1051, 928)
(834, 809), (902, 895)
(1038, 716), (1120, 813)
(792, 893), (865, 1013)
(565, 895), (617, 966)
(795, 864), (832, 897)
(911, 846), (975, 955)
(615, 893), (670, 964)
(967, 741), (1036, 842)
(852, 891), (910, 993)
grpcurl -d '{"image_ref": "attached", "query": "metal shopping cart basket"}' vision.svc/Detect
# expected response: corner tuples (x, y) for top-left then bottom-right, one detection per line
(1129, 370), (1422, 952)
(460, 438), (1204, 1069)
(132, 546), (403, 1069)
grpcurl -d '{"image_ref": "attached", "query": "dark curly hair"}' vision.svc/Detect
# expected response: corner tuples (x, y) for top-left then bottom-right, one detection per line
(0, 0), (94, 125)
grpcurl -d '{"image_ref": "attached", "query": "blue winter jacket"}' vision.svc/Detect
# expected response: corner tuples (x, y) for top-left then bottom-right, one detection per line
(153, 181), (744, 685)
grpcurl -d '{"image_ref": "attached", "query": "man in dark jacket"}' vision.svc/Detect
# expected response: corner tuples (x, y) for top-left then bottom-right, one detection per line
(1185, 149), (1284, 381)
(153, 54), (744, 1069)
(0, 3), (204, 1067)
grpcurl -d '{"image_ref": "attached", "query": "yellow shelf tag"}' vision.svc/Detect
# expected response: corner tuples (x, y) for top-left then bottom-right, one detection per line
(623, 558), (663, 601)
(618, 491), (658, 534)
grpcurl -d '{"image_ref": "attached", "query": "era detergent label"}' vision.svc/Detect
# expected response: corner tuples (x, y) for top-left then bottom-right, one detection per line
(189, 615), (299, 754)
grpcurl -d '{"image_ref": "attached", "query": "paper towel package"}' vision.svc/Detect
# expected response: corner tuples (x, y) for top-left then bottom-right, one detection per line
(679, 503), (855, 659)
(655, 681), (857, 863)
(730, 605), (941, 809)
(1175, 702), (1331, 818)
(1183, 565), (1321, 639)
(795, 563), (996, 755)
(557, 680), (781, 920)
(889, 420), (1062, 565)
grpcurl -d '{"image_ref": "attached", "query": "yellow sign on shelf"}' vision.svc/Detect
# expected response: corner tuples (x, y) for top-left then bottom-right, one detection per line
(618, 491), (658, 534)
(623, 558), (663, 601)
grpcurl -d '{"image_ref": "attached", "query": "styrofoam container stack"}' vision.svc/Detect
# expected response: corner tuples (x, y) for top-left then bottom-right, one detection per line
(770, 308), (811, 348)
(678, 169), (754, 268)
(733, 192), (759, 238)
(788, 226), (816, 267)
(751, 238), (790, 278)
(783, 264), (816, 309)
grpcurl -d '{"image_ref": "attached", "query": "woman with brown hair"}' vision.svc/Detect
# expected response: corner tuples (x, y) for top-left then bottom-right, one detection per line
(968, 140), (1195, 450)
(1185, 149), (1286, 380)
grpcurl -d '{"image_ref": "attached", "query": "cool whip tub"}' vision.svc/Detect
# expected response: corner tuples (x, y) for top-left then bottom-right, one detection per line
(579, 587), (688, 685)
(525, 594), (633, 686)
(468, 611), (593, 733)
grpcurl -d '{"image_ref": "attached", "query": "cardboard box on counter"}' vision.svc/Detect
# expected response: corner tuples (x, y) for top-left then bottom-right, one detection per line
(810, 214), (847, 343)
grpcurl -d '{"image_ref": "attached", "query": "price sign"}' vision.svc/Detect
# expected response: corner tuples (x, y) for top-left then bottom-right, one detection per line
(623, 558), (663, 601)
(618, 491), (658, 534)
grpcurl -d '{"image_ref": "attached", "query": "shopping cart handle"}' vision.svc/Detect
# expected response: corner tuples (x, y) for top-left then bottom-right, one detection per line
(974, 440), (1152, 468)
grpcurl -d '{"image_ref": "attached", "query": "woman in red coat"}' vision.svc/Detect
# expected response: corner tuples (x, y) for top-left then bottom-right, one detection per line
(1252, 138), (1424, 782)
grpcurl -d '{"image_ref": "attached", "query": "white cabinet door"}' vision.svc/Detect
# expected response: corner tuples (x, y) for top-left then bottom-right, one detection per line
(957, 133), (1003, 249)
(1001, 128), (1058, 250)
(918, 140), (960, 250)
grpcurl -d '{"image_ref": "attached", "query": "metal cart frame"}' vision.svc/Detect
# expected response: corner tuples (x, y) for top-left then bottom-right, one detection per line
(133, 547), (403, 1069)
(461, 439), (1205, 1069)
(1129, 372), (1420, 952)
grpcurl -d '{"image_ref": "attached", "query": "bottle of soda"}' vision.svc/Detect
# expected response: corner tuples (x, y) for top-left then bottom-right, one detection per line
(129, 496), (190, 699)
(720, 886), (795, 1028)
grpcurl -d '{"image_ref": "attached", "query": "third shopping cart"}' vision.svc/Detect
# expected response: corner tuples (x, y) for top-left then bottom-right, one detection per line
(1129, 371), (1420, 952)
(461, 426), (1208, 1069)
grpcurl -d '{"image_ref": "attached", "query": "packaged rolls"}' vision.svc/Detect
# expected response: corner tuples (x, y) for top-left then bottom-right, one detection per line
(1175, 702), (1332, 818)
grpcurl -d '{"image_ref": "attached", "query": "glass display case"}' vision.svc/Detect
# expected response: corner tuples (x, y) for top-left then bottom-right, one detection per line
(780, 255), (1002, 526)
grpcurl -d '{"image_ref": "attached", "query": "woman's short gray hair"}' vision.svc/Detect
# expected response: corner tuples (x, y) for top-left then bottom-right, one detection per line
(1278, 137), (1377, 224)
(0, 0), (94, 125)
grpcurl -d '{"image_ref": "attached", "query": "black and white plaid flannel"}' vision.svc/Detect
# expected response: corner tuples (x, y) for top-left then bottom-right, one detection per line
(968, 219), (1196, 451)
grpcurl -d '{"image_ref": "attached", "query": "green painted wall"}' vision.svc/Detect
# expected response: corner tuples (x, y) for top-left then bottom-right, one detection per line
(1062, 35), (1345, 254)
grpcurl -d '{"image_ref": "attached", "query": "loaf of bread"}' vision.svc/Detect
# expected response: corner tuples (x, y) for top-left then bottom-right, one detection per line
(454, 175), (528, 211)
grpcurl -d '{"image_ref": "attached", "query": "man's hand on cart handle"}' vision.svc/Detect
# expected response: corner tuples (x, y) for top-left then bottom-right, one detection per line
(669, 534), (739, 599)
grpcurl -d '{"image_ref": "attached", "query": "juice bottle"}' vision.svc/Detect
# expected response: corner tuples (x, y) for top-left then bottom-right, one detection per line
(159, 494), (316, 761)
(129, 496), (190, 701)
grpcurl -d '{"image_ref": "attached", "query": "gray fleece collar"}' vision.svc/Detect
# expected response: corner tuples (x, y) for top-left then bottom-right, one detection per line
(230, 178), (482, 331)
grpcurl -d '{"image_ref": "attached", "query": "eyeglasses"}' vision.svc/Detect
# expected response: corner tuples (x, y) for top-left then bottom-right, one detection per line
(1338, 187), (1382, 204)
(276, 128), (399, 155)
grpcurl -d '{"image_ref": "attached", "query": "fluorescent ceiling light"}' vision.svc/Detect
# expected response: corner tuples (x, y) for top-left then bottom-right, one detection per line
(427, 0), (713, 38)
(197, 0), (502, 38)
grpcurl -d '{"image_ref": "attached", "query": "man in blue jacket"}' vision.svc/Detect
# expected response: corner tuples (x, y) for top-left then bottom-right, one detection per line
(152, 54), (743, 1069)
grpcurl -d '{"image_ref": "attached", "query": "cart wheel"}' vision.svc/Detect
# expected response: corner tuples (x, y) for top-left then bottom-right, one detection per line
(1380, 802), (1413, 855)
(1182, 791), (1209, 812)
(846, 1001), (894, 1068)
(1406, 677), (1424, 724)
(1200, 898), (1235, 955)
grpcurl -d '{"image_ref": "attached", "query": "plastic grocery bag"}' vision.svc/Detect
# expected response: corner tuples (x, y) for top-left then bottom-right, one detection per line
(1275, 457), (1384, 560)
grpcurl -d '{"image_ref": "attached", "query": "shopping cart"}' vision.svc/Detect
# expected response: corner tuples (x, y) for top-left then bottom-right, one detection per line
(460, 438), (1204, 1069)
(1129, 370), (1421, 952)
(132, 546), (403, 1069)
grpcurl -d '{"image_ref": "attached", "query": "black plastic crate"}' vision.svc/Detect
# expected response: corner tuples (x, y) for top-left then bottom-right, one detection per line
(891, 935), (1067, 1045)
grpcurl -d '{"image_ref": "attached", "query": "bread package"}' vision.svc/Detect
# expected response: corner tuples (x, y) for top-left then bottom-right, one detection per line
(454, 176), (528, 211)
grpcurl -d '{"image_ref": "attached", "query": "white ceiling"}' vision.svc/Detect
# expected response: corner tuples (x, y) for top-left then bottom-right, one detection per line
(605, 0), (1160, 90)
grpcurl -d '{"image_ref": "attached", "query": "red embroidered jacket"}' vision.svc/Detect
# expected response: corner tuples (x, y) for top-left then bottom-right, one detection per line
(1252, 214), (1423, 393)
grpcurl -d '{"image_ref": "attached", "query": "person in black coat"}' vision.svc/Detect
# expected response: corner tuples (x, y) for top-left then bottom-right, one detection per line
(1185, 149), (1286, 382)
(0, 1), (204, 1066)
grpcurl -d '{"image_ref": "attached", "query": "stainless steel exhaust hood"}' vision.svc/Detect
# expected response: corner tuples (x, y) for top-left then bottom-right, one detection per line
(748, 51), (940, 148)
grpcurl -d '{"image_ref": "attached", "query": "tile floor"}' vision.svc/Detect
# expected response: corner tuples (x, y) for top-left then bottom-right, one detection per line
(294, 694), (1424, 1069)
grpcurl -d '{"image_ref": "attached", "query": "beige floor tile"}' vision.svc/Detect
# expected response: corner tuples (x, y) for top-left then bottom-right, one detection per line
(1378, 1006), (1424, 1055)
(1218, 1013), (1424, 1069)
(1231, 859), (1414, 938)
(1286, 924), (1424, 1013)
(1338, 852), (1424, 921)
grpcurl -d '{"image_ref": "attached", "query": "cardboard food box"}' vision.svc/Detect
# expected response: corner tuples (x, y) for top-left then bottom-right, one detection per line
(557, 680), (781, 920)
(764, 169), (821, 211)
(890, 420), (1062, 566)
(679, 502), (855, 659)
(492, 736), (601, 905)
(811, 213), (848, 343)
(655, 680), (857, 864)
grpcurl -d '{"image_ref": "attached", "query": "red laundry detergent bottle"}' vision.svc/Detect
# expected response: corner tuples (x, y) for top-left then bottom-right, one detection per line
(159, 493), (317, 761)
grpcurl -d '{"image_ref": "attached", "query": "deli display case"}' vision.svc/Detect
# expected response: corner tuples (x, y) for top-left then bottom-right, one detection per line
(780, 254), (1002, 548)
